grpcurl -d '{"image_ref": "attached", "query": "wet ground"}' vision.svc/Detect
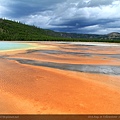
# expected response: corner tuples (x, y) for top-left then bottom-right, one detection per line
(0, 42), (120, 114)
(3, 42), (120, 75)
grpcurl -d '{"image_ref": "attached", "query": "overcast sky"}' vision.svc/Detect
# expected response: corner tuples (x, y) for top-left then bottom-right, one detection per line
(0, 0), (120, 34)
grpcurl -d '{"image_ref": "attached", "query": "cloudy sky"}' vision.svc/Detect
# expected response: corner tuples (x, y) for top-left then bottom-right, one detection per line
(0, 0), (120, 34)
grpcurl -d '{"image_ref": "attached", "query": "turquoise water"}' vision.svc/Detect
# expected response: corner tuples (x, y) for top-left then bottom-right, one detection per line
(0, 42), (34, 51)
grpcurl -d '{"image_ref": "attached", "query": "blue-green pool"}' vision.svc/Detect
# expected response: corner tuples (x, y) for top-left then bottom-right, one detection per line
(0, 42), (34, 51)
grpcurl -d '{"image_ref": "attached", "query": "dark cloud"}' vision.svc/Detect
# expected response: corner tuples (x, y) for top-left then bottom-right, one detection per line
(0, 0), (120, 34)
(0, 0), (65, 18)
(87, 0), (115, 7)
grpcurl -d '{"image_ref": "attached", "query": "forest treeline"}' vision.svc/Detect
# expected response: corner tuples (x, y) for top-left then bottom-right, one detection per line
(0, 18), (120, 43)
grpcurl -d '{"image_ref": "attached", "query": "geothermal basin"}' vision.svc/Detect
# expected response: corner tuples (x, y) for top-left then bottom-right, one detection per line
(0, 41), (120, 114)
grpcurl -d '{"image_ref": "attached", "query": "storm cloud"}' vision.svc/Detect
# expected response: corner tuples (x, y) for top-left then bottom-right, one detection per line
(0, 0), (120, 34)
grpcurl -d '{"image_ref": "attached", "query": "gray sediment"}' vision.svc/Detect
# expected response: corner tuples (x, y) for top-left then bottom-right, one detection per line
(25, 49), (120, 59)
(8, 58), (120, 75)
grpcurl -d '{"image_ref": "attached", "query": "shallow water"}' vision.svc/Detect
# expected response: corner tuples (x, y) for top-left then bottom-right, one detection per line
(8, 58), (120, 75)
(0, 42), (33, 51)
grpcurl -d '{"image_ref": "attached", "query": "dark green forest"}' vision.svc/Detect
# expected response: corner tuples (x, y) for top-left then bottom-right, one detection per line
(0, 18), (120, 43)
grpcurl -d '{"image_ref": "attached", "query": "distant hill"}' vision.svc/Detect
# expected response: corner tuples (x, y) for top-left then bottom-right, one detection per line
(107, 32), (120, 39)
(0, 18), (120, 43)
